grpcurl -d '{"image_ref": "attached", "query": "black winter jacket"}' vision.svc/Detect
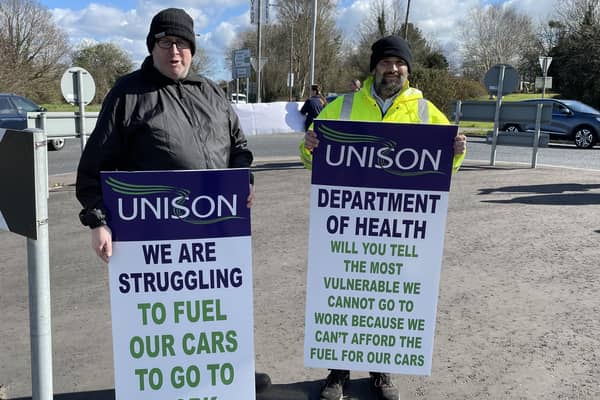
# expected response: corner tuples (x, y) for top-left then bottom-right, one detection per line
(76, 56), (253, 227)
(300, 95), (325, 131)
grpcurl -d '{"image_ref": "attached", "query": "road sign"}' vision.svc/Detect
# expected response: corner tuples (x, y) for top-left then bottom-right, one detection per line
(0, 129), (37, 239)
(61, 67), (96, 105)
(233, 48), (251, 67)
(234, 66), (251, 79)
(483, 64), (519, 96)
(250, 0), (269, 24)
(535, 76), (553, 90)
(539, 56), (552, 75)
(250, 57), (267, 71)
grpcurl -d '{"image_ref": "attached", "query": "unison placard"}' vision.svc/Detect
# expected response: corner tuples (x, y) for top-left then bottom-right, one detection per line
(304, 120), (457, 376)
(101, 169), (255, 400)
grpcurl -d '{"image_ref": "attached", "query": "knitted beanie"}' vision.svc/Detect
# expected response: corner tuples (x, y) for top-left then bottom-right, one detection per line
(146, 8), (196, 55)
(369, 35), (412, 73)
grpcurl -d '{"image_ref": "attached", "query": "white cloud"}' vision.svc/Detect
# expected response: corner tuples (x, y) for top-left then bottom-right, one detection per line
(504, 0), (560, 23)
(46, 0), (563, 81)
(334, 0), (560, 71)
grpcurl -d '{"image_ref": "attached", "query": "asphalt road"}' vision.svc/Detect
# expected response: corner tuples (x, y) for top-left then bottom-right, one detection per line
(3, 158), (600, 400)
(49, 133), (600, 177)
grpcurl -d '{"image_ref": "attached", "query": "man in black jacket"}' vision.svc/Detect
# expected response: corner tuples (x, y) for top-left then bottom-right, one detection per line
(77, 8), (254, 262)
(76, 8), (269, 393)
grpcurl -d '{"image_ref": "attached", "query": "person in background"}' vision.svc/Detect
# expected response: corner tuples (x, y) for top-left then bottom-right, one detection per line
(299, 35), (467, 400)
(300, 84), (327, 132)
(75, 7), (270, 394)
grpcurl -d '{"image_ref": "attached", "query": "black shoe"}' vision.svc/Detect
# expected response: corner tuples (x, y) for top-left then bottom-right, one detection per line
(255, 372), (271, 393)
(320, 369), (349, 400)
(370, 372), (399, 400)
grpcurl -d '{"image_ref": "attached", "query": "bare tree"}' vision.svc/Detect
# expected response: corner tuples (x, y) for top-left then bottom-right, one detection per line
(72, 42), (134, 103)
(553, 0), (600, 33)
(232, 0), (345, 101)
(460, 4), (535, 79)
(346, 0), (406, 77)
(359, 0), (406, 40)
(0, 0), (71, 102)
(191, 46), (214, 78)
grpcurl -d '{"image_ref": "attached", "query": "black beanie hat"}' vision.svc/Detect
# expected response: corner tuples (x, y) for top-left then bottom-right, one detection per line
(146, 8), (196, 56)
(370, 35), (412, 73)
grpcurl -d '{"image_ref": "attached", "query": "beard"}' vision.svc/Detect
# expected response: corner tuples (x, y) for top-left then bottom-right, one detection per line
(374, 73), (406, 99)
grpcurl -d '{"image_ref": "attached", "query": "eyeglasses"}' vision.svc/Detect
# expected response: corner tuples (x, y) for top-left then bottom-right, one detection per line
(156, 38), (191, 50)
(377, 58), (407, 69)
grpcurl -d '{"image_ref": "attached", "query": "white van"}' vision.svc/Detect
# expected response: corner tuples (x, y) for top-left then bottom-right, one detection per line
(230, 93), (247, 104)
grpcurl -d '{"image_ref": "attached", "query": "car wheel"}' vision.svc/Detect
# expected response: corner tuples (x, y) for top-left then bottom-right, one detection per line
(573, 127), (597, 149)
(48, 138), (65, 151)
(503, 124), (520, 133)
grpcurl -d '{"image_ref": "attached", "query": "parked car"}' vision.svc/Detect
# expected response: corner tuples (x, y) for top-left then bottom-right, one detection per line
(502, 98), (600, 149)
(230, 93), (247, 104)
(0, 93), (65, 150)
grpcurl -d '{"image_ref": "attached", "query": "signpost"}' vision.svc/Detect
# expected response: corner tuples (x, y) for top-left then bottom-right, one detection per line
(249, 56), (268, 103)
(232, 49), (251, 102)
(538, 56), (553, 98)
(60, 67), (96, 149)
(483, 64), (519, 165)
(0, 128), (53, 400)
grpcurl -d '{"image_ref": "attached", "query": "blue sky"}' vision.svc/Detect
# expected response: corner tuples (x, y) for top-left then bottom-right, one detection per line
(40, 0), (558, 82)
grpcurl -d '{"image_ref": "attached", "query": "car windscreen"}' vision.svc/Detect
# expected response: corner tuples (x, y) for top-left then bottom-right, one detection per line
(0, 97), (14, 113)
(11, 96), (40, 112)
(560, 100), (600, 115)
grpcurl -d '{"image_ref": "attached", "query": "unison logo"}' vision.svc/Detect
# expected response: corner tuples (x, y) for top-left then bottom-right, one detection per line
(105, 177), (242, 224)
(320, 124), (445, 176)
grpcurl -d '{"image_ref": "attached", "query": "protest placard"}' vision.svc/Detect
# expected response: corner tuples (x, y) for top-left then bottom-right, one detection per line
(304, 120), (457, 375)
(101, 169), (255, 400)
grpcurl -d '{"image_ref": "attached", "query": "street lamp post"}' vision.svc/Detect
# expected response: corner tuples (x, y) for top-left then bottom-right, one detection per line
(256, 0), (262, 103)
(289, 26), (294, 101)
(403, 0), (411, 40)
(309, 0), (317, 86)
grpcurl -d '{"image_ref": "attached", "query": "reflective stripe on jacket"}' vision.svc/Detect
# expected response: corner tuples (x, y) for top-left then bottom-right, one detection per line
(299, 76), (465, 172)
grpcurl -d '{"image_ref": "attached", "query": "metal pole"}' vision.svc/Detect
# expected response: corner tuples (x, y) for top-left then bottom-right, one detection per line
(542, 71), (547, 99)
(403, 0), (411, 40)
(246, 77), (249, 102)
(531, 103), (543, 168)
(39, 114), (49, 192)
(490, 65), (506, 166)
(289, 26), (294, 101)
(309, 0), (317, 86)
(256, 0), (262, 103)
(454, 100), (462, 125)
(76, 71), (87, 150)
(28, 130), (54, 400)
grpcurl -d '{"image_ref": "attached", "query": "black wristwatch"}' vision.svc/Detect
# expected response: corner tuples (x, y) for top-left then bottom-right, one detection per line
(79, 209), (107, 229)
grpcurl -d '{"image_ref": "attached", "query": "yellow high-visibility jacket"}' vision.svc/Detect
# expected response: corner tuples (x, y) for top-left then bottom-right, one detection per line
(299, 76), (465, 173)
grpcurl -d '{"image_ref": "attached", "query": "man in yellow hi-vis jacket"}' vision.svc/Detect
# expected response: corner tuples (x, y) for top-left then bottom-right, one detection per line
(299, 35), (467, 400)
(300, 36), (466, 175)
